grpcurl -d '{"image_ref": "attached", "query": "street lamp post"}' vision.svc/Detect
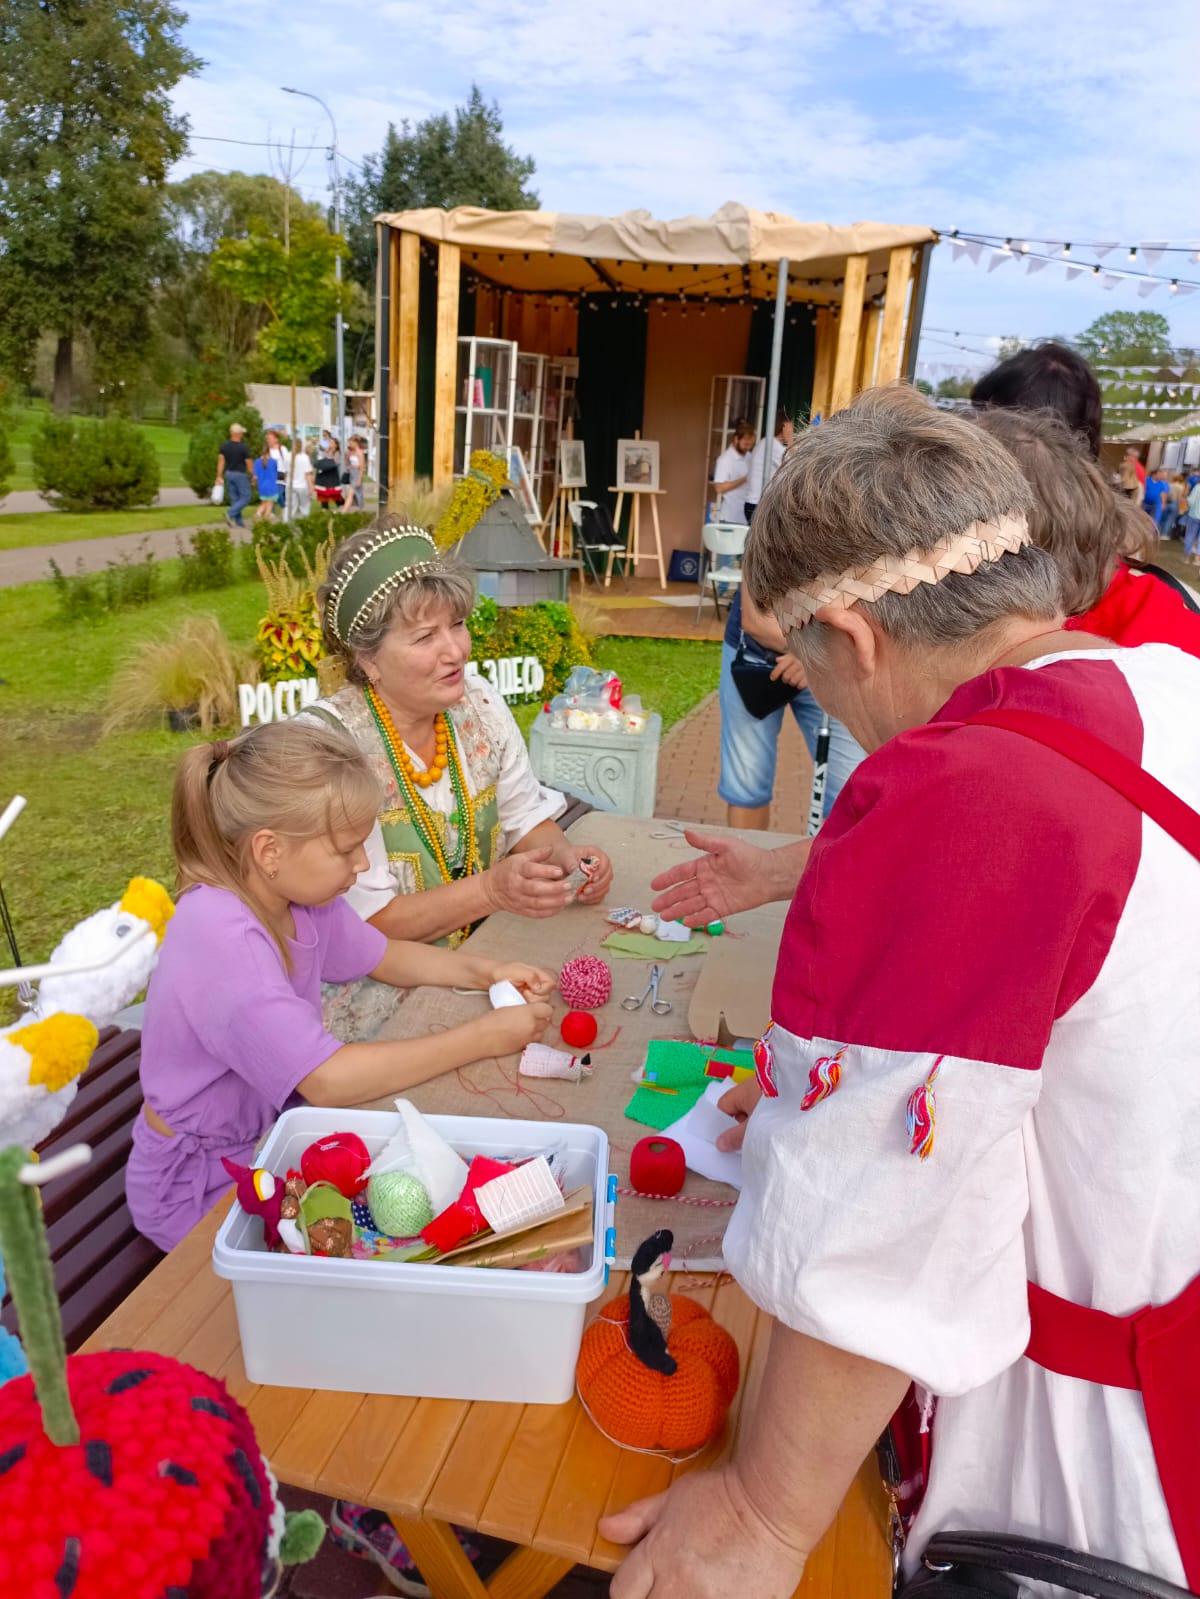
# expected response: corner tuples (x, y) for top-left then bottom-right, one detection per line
(282, 87), (346, 454)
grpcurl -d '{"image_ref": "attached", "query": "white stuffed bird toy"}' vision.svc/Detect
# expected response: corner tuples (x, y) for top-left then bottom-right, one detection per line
(0, 876), (173, 1150)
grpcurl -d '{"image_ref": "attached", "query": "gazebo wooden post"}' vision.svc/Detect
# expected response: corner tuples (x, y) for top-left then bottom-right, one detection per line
(432, 241), (461, 488)
(829, 254), (869, 415)
(877, 246), (915, 385)
(811, 309), (835, 419)
(858, 303), (882, 392)
(903, 241), (935, 380)
(392, 229), (420, 493)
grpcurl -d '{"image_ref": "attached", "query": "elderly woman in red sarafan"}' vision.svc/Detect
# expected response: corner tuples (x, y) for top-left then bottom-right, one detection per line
(605, 388), (1200, 1598)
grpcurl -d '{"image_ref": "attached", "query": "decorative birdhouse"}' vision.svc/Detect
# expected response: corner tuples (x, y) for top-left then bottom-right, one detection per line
(450, 492), (579, 606)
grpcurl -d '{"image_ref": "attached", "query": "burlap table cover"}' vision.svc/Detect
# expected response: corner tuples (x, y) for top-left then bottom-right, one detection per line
(369, 812), (797, 1270)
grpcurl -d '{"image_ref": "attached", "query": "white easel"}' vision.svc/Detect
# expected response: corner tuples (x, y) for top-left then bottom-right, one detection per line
(608, 484), (667, 589)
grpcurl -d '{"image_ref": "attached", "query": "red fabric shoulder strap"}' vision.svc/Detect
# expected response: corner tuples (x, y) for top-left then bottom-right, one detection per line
(962, 708), (1200, 865)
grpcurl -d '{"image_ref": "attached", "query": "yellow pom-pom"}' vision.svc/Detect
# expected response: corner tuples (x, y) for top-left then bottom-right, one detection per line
(118, 877), (175, 943)
(9, 1013), (99, 1093)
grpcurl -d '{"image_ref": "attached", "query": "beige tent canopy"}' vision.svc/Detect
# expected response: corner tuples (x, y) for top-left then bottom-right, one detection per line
(375, 203), (937, 553)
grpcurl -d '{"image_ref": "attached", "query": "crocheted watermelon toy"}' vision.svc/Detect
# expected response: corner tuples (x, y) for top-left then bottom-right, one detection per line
(0, 1143), (324, 1597)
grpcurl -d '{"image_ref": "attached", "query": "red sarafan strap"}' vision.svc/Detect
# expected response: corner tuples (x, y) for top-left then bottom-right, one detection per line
(963, 708), (1200, 864)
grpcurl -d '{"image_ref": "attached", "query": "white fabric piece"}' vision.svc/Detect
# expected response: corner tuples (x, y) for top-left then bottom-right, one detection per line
(368, 1098), (469, 1215)
(474, 1156), (564, 1234)
(654, 919), (691, 943)
(671, 1081), (744, 1189)
(488, 979), (526, 1008)
(724, 646), (1200, 1590)
(746, 435), (785, 502)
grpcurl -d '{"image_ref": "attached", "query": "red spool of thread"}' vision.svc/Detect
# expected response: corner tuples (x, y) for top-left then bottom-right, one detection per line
(560, 1009), (599, 1048)
(630, 1135), (686, 1197)
(300, 1131), (371, 1198)
(559, 955), (612, 1010)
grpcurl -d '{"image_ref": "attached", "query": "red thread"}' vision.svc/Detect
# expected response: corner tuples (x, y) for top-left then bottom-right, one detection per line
(559, 955), (612, 1009)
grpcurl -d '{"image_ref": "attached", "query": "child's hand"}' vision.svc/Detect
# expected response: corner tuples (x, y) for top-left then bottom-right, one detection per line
(482, 1000), (553, 1057)
(490, 961), (556, 999)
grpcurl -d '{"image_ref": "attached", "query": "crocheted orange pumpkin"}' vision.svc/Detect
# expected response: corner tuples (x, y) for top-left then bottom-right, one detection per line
(576, 1230), (740, 1452)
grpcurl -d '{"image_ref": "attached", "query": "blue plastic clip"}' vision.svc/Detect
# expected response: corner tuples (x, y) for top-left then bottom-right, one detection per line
(607, 1173), (618, 1205)
(605, 1225), (617, 1265)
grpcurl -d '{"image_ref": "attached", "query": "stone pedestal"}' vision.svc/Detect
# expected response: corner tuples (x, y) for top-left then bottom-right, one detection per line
(528, 713), (661, 817)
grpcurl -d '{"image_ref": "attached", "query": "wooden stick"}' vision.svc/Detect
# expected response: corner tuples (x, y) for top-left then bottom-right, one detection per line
(877, 245), (915, 384)
(829, 254), (869, 415)
(433, 242), (461, 488)
(393, 230), (420, 486)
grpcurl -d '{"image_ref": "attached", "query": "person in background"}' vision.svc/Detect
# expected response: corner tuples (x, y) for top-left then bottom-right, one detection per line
(971, 339), (1103, 457)
(711, 418), (756, 524)
(1171, 471), (1189, 539)
(1143, 466), (1173, 538)
(744, 407), (795, 519)
(252, 433), (281, 524)
(215, 421), (253, 532)
(1185, 474), (1200, 566)
(289, 437), (316, 519)
(315, 438), (344, 506)
(1119, 450), (1143, 502)
(344, 434), (367, 513)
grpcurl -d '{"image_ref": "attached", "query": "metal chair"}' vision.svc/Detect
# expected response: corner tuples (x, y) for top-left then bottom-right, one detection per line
(569, 499), (630, 588)
(696, 521), (749, 621)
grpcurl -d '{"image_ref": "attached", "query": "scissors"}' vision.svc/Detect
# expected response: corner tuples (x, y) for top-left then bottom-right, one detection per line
(621, 963), (673, 1015)
(649, 820), (688, 840)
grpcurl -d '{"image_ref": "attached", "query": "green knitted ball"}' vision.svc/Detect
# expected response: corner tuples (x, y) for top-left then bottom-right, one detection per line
(367, 1172), (434, 1238)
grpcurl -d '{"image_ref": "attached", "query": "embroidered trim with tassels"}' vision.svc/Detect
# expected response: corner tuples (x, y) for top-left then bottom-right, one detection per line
(800, 1047), (846, 1111)
(752, 1022), (777, 1099)
(905, 1058), (943, 1161)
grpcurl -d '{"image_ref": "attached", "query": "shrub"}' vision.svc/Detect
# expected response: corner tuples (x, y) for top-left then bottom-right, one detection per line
(467, 598), (592, 700)
(389, 476), (453, 533)
(178, 525), (235, 592)
(182, 403), (264, 500)
(48, 543), (159, 621)
(254, 536), (336, 683)
(32, 416), (160, 511)
(246, 506), (372, 580)
(434, 450), (508, 549)
(104, 616), (254, 734)
(0, 422), (13, 500)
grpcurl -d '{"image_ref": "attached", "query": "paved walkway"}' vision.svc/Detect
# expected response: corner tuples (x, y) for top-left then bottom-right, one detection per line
(0, 520), (237, 587)
(0, 485), (199, 515)
(654, 689), (813, 831)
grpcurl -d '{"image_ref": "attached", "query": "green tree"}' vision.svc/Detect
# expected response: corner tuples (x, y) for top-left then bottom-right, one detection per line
(0, 0), (199, 411)
(914, 378), (934, 397)
(211, 217), (347, 384)
(936, 376), (974, 400)
(1076, 311), (1172, 365)
(996, 336), (1025, 360)
(159, 171), (326, 371)
(344, 85), (538, 295)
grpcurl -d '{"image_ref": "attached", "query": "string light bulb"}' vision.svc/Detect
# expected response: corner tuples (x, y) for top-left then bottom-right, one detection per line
(1128, 247), (1138, 262)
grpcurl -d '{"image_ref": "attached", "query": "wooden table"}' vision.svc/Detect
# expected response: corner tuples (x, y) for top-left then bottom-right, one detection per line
(82, 1202), (892, 1599)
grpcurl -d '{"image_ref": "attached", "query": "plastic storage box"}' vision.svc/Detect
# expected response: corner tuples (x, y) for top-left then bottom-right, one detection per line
(212, 1107), (614, 1404)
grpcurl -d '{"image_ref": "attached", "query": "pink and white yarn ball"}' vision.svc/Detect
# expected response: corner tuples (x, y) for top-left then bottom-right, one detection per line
(558, 955), (612, 1010)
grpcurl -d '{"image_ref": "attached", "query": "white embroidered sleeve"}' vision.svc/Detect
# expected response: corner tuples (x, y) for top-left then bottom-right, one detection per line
(722, 1025), (1041, 1397)
(471, 683), (565, 848)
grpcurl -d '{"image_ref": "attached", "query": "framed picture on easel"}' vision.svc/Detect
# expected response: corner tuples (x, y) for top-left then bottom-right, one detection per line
(616, 438), (660, 492)
(559, 437), (587, 489)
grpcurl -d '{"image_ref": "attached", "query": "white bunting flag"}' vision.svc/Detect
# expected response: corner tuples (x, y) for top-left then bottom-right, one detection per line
(1093, 244), (1118, 261)
(1176, 284), (1198, 297)
(1065, 265), (1087, 282)
(951, 241), (969, 262)
(1102, 273), (1121, 291)
(1141, 243), (1167, 269)
(964, 241), (983, 264)
(1026, 257), (1049, 275)
(1138, 280), (1160, 298)
(988, 249), (1011, 272)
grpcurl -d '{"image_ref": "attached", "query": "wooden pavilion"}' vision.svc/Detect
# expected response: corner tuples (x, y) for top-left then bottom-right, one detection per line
(374, 202), (936, 556)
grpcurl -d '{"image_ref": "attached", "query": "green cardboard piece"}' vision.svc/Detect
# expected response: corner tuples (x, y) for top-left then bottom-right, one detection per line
(624, 1040), (756, 1130)
(602, 931), (708, 960)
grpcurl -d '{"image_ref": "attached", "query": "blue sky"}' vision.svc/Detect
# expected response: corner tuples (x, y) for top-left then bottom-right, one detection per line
(173, 0), (1200, 375)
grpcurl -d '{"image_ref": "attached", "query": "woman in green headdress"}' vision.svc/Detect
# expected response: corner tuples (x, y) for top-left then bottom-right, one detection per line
(309, 517), (613, 1039)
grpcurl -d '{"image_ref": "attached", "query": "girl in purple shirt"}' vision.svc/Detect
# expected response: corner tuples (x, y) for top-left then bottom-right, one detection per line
(127, 719), (555, 1252)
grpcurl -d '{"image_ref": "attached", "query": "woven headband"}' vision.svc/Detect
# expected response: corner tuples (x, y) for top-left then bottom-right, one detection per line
(325, 526), (443, 645)
(774, 513), (1032, 632)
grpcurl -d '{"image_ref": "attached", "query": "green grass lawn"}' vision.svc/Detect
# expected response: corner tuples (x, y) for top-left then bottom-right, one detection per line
(0, 570), (718, 1019)
(0, 504), (220, 552)
(5, 401), (192, 493)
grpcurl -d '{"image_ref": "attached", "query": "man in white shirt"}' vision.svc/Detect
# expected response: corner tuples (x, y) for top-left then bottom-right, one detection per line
(744, 408), (795, 518)
(711, 418), (756, 523)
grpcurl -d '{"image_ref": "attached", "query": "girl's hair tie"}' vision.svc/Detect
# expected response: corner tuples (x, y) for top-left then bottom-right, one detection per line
(206, 739), (232, 783)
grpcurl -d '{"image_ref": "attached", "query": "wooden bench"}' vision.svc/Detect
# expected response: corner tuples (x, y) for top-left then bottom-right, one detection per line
(1, 1025), (161, 1351)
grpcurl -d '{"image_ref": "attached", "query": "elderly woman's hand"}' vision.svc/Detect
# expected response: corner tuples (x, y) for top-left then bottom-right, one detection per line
(570, 845), (613, 905)
(601, 1467), (807, 1599)
(715, 1076), (762, 1151)
(484, 849), (571, 919)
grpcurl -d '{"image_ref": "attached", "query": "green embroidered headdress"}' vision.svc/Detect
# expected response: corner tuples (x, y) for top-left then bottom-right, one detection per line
(324, 523), (445, 646)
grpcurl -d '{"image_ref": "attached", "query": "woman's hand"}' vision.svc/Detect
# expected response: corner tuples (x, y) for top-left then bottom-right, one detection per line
(650, 829), (776, 927)
(570, 846), (613, 905)
(488, 961), (556, 999)
(716, 1077), (762, 1151)
(601, 1467), (807, 1599)
(484, 848), (570, 919)
(477, 1000), (553, 1058)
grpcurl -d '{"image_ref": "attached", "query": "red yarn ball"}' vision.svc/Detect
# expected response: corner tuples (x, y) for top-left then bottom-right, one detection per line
(630, 1135), (687, 1196)
(559, 955), (612, 1010)
(560, 1010), (599, 1048)
(300, 1130), (371, 1197)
